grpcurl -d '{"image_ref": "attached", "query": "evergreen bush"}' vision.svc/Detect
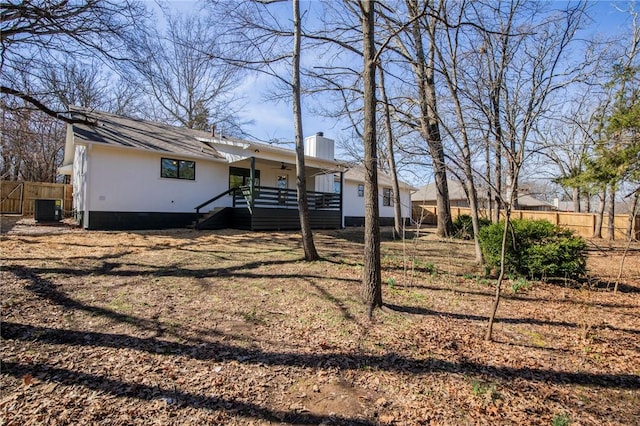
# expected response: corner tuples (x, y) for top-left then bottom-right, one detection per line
(478, 219), (587, 280)
(452, 214), (491, 240)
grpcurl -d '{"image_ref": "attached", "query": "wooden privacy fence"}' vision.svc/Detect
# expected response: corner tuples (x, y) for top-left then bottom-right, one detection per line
(1, 181), (73, 216)
(413, 205), (640, 240)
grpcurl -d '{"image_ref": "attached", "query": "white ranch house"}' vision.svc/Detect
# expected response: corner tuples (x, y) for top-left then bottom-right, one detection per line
(59, 108), (413, 231)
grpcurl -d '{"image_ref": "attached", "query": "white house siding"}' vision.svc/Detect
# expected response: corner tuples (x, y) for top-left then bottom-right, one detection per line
(87, 145), (230, 213)
(78, 144), (230, 229)
(342, 179), (411, 226)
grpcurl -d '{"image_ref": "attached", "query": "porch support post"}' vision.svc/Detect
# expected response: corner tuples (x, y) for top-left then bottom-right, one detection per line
(249, 156), (256, 210)
(340, 171), (344, 228)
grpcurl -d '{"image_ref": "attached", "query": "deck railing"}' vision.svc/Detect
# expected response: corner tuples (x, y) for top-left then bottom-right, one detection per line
(234, 186), (341, 211)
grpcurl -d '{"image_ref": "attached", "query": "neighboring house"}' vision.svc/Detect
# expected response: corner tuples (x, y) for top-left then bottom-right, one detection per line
(412, 179), (555, 212)
(58, 107), (413, 230)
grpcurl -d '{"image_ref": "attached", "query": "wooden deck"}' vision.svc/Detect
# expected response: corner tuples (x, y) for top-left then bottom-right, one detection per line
(196, 186), (342, 231)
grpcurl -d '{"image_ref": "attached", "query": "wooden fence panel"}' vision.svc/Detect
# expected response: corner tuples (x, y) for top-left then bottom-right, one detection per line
(0, 181), (72, 216)
(413, 204), (638, 240)
(611, 214), (636, 240)
(557, 212), (596, 238)
(0, 181), (23, 214)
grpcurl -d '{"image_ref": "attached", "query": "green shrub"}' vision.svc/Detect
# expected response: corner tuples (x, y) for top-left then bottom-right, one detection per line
(552, 413), (571, 426)
(510, 277), (531, 293)
(387, 277), (396, 289)
(478, 219), (587, 281)
(452, 214), (492, 240)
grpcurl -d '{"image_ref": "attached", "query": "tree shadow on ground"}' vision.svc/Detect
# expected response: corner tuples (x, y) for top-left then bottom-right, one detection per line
(400, 282), (640, 309)
(5, 255), (360, 286)
(585, 279), (640, 294)
(5, 262), (361, 342)
(3, 321), (639, 390)
(0, 360), (376, 425)
(383, 303), (640, 336)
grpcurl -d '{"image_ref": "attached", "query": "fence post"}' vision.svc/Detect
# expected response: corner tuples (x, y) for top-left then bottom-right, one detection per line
(21, 182), (29, 216)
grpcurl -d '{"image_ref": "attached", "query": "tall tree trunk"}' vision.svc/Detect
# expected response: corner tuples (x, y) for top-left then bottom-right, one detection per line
(573, 186), (580, 212)
(607, 183), (616, 241)
(466, 178), (483, 264)
(292, 0), (319, 261)
(361, 0), (382, 317)
(486, 207), (511, 341)
(485, 139), (493, 221)
(406, 0), (451, 237)
(485, 8), (512, 224)
(378, 66), (403, 238)
(506, 153), (520, 211)
(627, 191), (639, 241)
(432, 7), (483, 262)
(492, 121), (502, 223)
(593, 188), (606, 238)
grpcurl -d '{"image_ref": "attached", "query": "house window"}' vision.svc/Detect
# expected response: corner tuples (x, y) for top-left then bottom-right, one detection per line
(383, 188), (393, 206)
(229, 166), (260, 189)
(161, 158), (195, 180)
(334, 175), (341, 194)
(357, 184), (364, 197)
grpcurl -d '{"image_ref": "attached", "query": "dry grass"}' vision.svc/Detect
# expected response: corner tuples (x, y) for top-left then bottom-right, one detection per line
(1, 221), (639, 425)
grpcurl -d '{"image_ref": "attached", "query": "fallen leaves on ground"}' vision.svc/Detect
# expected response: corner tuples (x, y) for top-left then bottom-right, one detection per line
(1, 222), (639, 425)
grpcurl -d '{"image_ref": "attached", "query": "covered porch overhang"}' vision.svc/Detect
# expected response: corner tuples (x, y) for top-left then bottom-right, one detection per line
(226, 156), (345, 192)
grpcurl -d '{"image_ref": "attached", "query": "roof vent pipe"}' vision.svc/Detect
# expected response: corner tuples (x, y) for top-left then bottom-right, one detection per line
(211, 125), (216, 137)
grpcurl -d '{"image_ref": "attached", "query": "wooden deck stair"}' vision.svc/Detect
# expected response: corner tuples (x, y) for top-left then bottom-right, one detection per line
(190, 207), (230, 230)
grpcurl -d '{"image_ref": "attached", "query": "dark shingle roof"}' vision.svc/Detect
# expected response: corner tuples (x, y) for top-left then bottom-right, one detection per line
(69, 107), (224, 160)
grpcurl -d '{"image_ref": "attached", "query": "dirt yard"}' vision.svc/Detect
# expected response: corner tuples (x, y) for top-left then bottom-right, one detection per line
(1, 217), (639, 425)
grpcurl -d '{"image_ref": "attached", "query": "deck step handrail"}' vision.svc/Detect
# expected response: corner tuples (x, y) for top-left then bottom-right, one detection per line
(195, 188), (237, 214)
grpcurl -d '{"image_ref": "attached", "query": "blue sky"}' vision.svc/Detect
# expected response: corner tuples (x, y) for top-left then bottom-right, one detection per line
(150, 0), (336, 146)
(154, 0), (635, 151)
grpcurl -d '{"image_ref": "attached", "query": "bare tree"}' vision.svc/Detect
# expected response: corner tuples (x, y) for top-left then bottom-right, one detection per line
(593, 188), (607, 238)
(1, 0), (149, 123)
(538, 103), (595, 213)
(386, 0), (453, 237)
(40, 60), (108, 110)
(134, 10), (246, 133)
(451, 0), (592, 341)
(206, 0), (320, 260)
(1, 104), (65, 182)
(293, 0), (320, 260)
(360, 0), (383, 317)
(626, 191), (639, 241)
(428, 0), (484, 262)
(503, 2), (588, 211)
(378, 65), (404, 238)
